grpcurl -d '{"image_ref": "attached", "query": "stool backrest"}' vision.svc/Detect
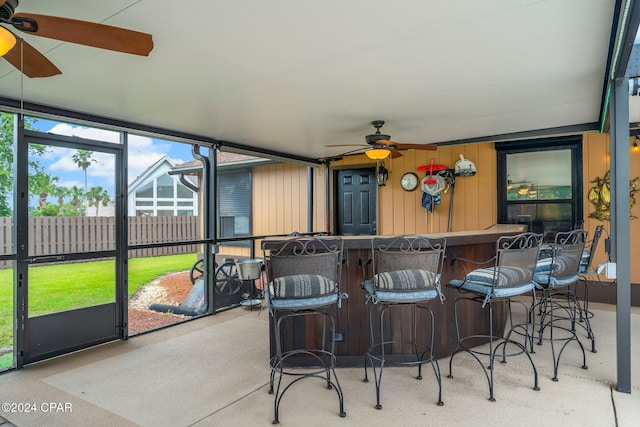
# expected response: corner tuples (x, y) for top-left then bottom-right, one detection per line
(547, 229), (586, 281)
(581, 225), (604, 273)
(263, 236), (343, 284)
(494, 232), (543, 287)
(372, 235), (446, 281)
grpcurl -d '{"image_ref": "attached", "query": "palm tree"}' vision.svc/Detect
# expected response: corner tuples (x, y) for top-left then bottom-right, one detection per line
(51, 185), (70, 206)
(71, 150), (96, 209)
(69, 185), (85, 216)
(86, 186), (110, 216)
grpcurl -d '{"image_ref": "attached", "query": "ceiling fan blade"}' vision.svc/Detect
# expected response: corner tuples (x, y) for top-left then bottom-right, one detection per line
(379, 140), (438, 151)
(388, 147), (403, 158)
(334, 147), (368, 156)
(395, 143), (438, 151)
(3, 35), (61, 77)
(11, 13), (154, 56)
(325, 144), (368, 148)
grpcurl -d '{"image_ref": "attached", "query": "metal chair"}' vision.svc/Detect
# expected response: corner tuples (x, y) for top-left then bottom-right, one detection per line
(574, 224), (604, 352)
(361, 235), (446, 409)
(262, 236), (347, 424)
(531, 229), (588, 381)
(447, 232), (543, 401)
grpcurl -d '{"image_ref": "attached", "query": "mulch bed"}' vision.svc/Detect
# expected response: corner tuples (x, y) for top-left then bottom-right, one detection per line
(127, 271), (195, 335)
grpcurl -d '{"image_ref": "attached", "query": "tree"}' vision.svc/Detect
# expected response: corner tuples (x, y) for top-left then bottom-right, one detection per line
(51, 185), (70, 206)
(0, 113), (54, 216)
(86, 186), (110, 216)
(71, 149), (96, 209)
(69, 185), (85, 216)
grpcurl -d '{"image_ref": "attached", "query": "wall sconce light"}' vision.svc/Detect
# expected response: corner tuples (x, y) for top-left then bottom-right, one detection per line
(633, 137), (639, 153)
(366, 148), (391, 160)
(376, 161), (389, 186)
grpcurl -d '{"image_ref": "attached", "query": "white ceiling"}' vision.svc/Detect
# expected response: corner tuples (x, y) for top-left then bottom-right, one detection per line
(0, 0), (619, 161)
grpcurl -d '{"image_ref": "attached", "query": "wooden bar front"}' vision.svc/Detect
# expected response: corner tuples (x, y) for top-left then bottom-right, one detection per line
(263, 225), (526, 366)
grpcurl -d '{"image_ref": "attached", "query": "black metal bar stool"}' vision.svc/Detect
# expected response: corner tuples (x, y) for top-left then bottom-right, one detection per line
(575, 224), (605, 352)
(531, 229), (588, 381)
(447, 232), (543, 401)
(361, 235), (446, 409)
(262, 236), (347, 424)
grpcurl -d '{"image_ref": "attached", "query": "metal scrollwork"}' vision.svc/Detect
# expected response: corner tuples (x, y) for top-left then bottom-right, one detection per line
(588, 170), (639, 221)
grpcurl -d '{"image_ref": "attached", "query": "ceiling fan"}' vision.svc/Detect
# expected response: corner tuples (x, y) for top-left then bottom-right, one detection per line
(0, 0), (153, 78)
(327, 120), (438, 160)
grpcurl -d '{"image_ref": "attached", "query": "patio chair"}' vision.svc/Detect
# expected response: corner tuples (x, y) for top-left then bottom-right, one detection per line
(361, 235), (446, 409)
(447, 232), (543, 401)
(531, 229), (588, 381)
(262, 236), (347, 424)
(575, 224), (605, 353)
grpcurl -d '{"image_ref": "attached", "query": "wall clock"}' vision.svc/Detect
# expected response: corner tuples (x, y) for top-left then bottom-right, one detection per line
(400, 172), (419, 191)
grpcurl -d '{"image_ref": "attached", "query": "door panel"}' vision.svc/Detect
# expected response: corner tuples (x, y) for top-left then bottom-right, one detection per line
(19, 134), (123, 365)
(336, 168), (377, 236)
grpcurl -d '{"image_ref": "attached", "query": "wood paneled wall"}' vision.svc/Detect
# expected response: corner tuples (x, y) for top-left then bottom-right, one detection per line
(582, 132), (640, 284)
(332, 142), (497, 234)
(243, 133), (639, 283)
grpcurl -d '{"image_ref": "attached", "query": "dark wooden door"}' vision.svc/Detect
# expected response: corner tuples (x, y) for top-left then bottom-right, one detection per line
(336, 168), (377, 235)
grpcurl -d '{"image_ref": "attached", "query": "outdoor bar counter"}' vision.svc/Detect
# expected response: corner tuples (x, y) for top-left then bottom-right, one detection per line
(263, 224), (526, 366)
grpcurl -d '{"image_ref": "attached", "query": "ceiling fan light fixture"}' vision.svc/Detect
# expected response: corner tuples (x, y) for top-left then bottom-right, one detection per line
(366, 148), (391, 160)
(0, 26), (16, 56)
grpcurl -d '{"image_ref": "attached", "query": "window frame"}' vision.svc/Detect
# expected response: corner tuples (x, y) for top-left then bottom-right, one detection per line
(217, 168), (252, 246)
(496, 136), (583, 240)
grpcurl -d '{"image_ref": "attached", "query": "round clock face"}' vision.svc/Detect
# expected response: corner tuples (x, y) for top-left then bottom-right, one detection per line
(401, 172), (419, 191)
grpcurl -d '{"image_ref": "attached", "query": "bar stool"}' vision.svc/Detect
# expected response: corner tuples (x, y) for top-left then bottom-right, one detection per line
(447, 232), (543, 401)
(531, 229), (588, 381)
(361, 235), (446, 409)
(262, 236), (347, 424)
(575, 224), (604, 353)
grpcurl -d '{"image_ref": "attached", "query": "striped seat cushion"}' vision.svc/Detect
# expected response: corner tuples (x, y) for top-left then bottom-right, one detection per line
(578, 250), (591, 274)
(535, 257), (554, 274)
(375, 269), (437, 290)
(269, 274), (336, 298)
(448, 266), (535, 298)
(363, 269), (441, 304)
(464, 266), (531, 288)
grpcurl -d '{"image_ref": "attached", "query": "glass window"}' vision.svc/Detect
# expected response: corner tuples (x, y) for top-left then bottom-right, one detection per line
(497, 137), (582, 242)
(177, 182), (193, 198)
(136, 181), (153, 198)
(506, 150), (572, 201)
(156, 175), (174, 198)
(218, 170), (252, 242)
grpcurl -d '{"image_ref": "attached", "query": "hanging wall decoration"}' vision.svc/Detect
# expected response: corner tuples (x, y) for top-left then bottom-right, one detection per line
(587, 170), (640, 221)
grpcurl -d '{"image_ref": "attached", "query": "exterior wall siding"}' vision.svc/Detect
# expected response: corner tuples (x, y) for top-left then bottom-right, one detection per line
(246, 133), (638, 282)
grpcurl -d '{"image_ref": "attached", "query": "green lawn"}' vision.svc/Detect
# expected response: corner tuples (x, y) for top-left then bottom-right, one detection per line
(0, 253), (198, 368)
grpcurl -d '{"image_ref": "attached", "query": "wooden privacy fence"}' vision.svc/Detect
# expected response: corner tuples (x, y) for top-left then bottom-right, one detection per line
(0, 216), (200, 268)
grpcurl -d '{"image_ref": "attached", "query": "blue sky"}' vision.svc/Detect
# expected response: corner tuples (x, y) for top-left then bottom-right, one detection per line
(31, 118), (199, 198)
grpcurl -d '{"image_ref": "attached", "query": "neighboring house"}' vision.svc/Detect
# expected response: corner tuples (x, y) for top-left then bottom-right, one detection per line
(84, 200), (115, 217)
(171, 151), (274, 249)
(128, 155), (199, 217)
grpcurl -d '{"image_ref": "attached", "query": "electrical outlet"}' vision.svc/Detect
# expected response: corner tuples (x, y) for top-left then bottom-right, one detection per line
(597, 262), (616, 279)
(605, 262), (616, 279)
(331, 332), (344, 342)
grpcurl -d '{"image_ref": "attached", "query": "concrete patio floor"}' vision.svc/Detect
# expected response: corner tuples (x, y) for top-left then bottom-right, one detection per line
(0, 301), (639, 426)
